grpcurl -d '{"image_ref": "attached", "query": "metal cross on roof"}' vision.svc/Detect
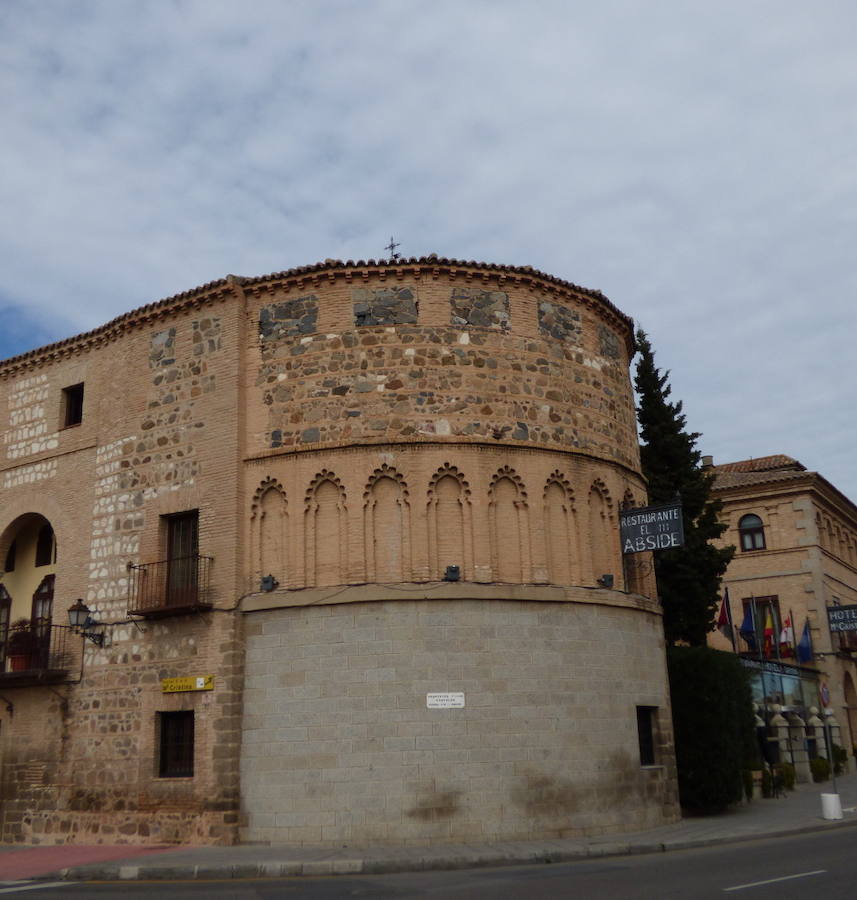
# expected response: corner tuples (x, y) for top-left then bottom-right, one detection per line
(385, 236), (401, 260)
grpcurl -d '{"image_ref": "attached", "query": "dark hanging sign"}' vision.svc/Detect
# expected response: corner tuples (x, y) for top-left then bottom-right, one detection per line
(620, 502), (684, 555)
(827, 605), (857, 633)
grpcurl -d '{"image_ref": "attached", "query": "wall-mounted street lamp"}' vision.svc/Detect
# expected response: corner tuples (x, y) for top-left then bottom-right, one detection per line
(67, 599), (105, 646)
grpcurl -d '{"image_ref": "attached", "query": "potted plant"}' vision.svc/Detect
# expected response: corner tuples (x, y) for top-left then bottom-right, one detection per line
(7, 618), (36, 671)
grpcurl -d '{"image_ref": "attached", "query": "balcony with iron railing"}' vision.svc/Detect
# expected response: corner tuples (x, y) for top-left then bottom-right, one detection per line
(127, 555), (213, 618)
(0, 620), (75, 685)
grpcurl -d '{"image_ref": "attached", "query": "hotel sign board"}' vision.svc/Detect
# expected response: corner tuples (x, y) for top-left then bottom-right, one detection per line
(620, 503), (684, 555)
(827, 605), (857, 633)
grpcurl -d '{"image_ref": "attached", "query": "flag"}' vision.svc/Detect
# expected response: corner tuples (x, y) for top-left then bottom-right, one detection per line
(717, 588), (733, 642)
(779, 614), (794, 658)
(796, 620), (813, 663)
(739, 604), (756, 651)
(763, 608), (775, 659)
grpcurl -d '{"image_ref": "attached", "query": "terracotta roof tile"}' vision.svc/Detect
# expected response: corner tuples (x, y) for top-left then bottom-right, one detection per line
(712, 468), (810, 490)
(713, 454), (804, 474)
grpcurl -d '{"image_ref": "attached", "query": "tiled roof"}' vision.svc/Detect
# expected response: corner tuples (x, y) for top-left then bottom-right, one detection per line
(711, 455), (810, 491)
(713, 455), (804, 474)
(0, 256), (632, 375)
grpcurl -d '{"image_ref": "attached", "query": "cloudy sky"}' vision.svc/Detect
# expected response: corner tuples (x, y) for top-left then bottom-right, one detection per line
(2, 1), (855, 500)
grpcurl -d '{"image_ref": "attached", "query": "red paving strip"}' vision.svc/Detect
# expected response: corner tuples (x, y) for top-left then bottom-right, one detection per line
(0, 844), (177, 880)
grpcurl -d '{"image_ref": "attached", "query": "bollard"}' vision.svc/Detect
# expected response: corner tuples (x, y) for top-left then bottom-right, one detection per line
(821, 793), (843, 820)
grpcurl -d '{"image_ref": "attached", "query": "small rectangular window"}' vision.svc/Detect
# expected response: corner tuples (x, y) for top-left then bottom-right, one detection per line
(62, 383), (85, 427)
(158, 710), (194, 777)
(637, 705), (657, 766)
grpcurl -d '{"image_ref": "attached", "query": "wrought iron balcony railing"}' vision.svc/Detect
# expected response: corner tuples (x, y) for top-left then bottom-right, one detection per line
(127, 555), (213, 618)
(0, 621), (74, 684)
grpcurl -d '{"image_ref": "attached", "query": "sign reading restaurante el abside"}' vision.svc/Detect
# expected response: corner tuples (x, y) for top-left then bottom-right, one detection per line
(620, 502), (684, 554)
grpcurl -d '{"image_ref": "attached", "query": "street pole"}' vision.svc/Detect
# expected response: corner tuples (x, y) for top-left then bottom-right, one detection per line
(824, 708), (838, 794)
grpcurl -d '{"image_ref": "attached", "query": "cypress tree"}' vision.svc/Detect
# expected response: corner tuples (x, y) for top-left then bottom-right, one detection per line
(634, 329), (734, 645)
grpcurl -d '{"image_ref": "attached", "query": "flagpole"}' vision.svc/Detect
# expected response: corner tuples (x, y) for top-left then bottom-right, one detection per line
(726, 586), (737, 654)
(753, 595), (778, 770)
(789, 607), (796, 660)
(773, 604), (781, 662)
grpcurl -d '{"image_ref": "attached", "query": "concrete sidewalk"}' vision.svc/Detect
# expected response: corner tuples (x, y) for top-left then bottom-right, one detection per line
(4, 773), (857, 882)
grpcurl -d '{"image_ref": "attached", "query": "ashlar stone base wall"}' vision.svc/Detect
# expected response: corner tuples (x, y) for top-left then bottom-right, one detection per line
(240, 594), (678, 846)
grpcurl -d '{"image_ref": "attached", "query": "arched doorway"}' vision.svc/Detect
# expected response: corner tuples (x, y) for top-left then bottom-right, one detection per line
(0, 514), (57, 672)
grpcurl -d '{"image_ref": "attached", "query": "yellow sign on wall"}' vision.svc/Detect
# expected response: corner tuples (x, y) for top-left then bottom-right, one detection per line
(161, 675), (214, 693)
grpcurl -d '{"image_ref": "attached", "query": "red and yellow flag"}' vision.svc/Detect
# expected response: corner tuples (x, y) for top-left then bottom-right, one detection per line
(763, 609), (775, 659)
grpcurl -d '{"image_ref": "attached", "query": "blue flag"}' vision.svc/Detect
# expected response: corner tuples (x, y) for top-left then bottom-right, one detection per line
(739, 604), (756, 651)
(796, 620), (813, 663)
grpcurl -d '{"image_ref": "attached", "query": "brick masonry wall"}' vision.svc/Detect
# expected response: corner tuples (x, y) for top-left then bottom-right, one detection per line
(0, 288), (245, 844)
(241, 597), (678, 846)
(241, 443), (652, 592)
(710, 482), (857, 747)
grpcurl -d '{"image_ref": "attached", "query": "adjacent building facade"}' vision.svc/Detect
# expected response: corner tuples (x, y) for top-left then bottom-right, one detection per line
(707, 454), (857, 770)
(0, 256), (678, 846)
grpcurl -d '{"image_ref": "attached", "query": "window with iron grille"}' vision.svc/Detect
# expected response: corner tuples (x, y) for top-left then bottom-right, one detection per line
(0, 586), (10, 667)
(637, 705), (657, 766)
(158, 710), (194, 778)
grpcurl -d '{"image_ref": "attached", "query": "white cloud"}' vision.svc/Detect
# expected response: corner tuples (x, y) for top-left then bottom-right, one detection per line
(1, 0), (855, 498)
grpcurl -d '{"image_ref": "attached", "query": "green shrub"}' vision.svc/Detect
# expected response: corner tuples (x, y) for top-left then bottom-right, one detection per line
(810, 757), (830, 782)
(742, 769), (755, 802)
(761, 768), (772, 798)
(832, 743), (848, 776)
(667, 646), (757, 812)
(780, 762), (796, 791)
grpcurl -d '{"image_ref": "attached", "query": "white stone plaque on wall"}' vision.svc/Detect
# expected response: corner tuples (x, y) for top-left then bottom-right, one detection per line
(426, 692), (465, 709)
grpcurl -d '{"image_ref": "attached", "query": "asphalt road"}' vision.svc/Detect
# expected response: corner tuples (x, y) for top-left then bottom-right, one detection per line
(4, 827), (856, 899)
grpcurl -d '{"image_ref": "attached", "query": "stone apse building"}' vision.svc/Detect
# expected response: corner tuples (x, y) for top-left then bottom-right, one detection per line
(0, 256), (678, 846)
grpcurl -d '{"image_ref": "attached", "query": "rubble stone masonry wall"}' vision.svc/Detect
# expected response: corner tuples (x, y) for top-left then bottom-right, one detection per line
(0, 287), (244, 844)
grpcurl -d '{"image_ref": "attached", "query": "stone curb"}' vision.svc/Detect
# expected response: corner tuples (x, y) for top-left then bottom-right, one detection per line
(50, 817), (857, 882)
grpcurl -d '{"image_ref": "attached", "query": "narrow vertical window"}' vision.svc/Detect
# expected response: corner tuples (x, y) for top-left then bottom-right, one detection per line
(35, 524), (55, 567)
(637, 705), (657, 766)
(4, 540), (16, 573)
(62, 383), (85, 427)
(164, 511), (199, 607)
(0, 586), (11, 667)
(158, 710), (194, 777)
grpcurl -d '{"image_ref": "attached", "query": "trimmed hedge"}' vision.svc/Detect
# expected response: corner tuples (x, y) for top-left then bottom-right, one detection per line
(667, 645), (757, 812)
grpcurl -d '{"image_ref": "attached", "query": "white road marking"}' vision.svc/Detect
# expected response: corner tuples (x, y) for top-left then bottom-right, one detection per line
(723, 869), (827, 892)
(0, 883), (67, 894)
